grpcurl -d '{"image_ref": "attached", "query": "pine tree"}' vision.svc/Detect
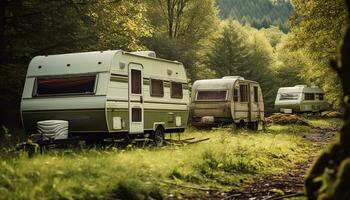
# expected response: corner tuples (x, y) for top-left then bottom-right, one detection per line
(216, 0), (292, 32)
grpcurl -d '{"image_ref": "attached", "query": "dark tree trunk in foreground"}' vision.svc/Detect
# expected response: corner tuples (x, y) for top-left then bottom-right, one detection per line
(305, 1), (350, 199)
(0, 0), (6, 63)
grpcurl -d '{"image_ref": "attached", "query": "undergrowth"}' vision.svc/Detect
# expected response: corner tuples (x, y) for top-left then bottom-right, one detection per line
(0, 119), (339, 200)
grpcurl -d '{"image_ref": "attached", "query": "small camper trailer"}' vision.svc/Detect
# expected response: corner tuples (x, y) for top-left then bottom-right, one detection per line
(274, 85), (329, 113)
(190, 76), (264, 130)
(21, 50), (189, 145)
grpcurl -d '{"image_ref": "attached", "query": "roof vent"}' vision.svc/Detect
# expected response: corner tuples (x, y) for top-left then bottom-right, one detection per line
(130, 51), (156, 58)
(222, 76), (245, 80)
(295, 85), (307, 88)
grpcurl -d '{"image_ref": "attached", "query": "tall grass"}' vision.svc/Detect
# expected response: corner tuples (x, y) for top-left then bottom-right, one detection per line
(0, 124), (316, 200)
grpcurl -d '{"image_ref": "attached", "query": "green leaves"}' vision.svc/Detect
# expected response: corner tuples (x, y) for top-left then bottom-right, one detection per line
(1, 0), (154, 118)
(204, 19), (277, 110)
(143, 0), (220, 81)
(287, 0), (348, 108)
(216, 0), (293, 33)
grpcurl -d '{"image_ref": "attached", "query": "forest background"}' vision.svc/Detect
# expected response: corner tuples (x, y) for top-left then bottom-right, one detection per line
(0, 0), (348, 125)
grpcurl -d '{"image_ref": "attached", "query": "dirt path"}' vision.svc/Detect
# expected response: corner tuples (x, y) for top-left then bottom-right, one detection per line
(167, 121), (341, 200)
(219, 124), (340, 200)
(221, 158), (312, 200)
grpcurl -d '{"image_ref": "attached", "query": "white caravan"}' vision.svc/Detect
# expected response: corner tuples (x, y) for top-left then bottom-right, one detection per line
(274, 85), (329, 113)
(21, 50), (190, 145)
(190, 76), (264, 130)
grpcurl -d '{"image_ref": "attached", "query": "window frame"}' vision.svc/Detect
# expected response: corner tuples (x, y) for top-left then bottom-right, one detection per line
(318, 93), (324, 101)
(304, 93), (315, 101)
(196, 90), (228, 101)
(253, 86), (259, 103)
(150, 78), (164, 97)
(239, 84), (249, 103)
(170, 81), (183, 99)
(131, 69), (142, 95)
(32, 74), (98, 97)
(279, 93), (300, 101)
(233, 88), (239, 102)
(131, 107), (142, 122)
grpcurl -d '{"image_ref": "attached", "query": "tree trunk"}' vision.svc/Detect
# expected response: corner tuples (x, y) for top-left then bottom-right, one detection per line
(0, 0), (6, 64)
(167, 0), (174, 38)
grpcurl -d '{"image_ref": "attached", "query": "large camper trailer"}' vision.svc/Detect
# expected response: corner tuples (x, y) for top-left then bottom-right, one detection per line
(274, 85), (329, 113)
(190, 76), (264, 130)
(21, 50), (189, 145)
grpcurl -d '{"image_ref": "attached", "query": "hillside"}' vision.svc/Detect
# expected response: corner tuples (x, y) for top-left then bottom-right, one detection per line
(216, 0), (293, 32)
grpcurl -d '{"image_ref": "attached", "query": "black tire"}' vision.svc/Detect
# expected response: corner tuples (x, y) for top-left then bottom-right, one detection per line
(248, 121), (259, 131)
(237, 120), (246, 129)
(152, 127), (164, 147)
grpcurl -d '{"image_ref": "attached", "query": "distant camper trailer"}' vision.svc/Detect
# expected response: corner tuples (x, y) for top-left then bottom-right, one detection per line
(190, 76), (265, 130)
(21, 50), (190, 145)
(274, 85), (329, 113)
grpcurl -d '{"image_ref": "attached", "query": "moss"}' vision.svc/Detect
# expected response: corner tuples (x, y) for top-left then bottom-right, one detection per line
(332, 158), (350, 200)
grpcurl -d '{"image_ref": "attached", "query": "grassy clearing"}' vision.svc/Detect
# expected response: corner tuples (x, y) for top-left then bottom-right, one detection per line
(0, 122), (321, 200)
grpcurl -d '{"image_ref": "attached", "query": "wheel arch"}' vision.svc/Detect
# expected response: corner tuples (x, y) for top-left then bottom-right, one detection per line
(153, 122), (165, 131)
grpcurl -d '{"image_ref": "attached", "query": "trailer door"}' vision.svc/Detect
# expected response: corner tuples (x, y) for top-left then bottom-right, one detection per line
(235, 82), (249, 122)
(128, 63), (144, 134)
(250, 84), (260, 122)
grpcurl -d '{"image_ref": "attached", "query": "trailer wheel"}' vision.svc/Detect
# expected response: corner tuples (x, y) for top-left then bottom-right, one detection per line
(237, 120), (246, 129)
(248, 121), (259, 131)
(152, 127), (164, 147)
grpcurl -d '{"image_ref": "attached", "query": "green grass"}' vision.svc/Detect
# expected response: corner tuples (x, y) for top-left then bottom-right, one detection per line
(307, 117), (343, 129)
(0, 123), (320, 200)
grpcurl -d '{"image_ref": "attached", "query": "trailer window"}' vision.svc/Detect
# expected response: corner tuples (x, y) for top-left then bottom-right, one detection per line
(197, 91), (227, 101)
(253, 86), (258, 102)
(239, 85), (248, 102)
(150, 79), (164, 97)
(233, 89), (238, 102)
(132, 108), (142, 122)
(35, 75), (96, 96)
(318, 93), (324, 100)
(131, 69), (141, 94)
(305, 93), (315, 100)
(279, 93), (299, 100)
(171, 82), (183, 98)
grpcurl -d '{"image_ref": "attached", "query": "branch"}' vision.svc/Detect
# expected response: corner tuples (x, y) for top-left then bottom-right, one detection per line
(167, 0), (174, 38)
(156, 0), (167, 19)
(174, 0), (187, 38)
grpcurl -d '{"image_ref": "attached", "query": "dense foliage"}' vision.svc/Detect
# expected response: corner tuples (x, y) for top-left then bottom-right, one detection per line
(301, 0), (350, 199)
(0, 0), (153, 123)
(216, 0), (293, 33)
(287, 0), (348, 108)
(143, 0), (219, 81)
(204, 20), (277, 110)
(0, 0), (346, 124)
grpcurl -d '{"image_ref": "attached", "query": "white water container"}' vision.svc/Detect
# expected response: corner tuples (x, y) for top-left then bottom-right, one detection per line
(37, 120), (68, 140)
